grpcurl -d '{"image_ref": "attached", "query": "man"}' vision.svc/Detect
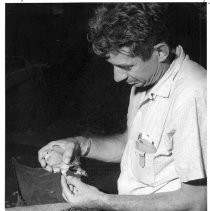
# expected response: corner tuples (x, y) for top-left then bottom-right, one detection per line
(38, 3), (206, 210)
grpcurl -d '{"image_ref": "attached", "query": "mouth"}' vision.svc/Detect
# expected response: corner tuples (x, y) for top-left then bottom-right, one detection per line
(126, 79), (136, 85)
(126, 80), (144, 86)
(127, 82), (135, 85)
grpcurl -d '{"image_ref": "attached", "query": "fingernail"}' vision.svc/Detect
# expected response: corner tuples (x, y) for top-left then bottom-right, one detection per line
(64, 158), (69, 164)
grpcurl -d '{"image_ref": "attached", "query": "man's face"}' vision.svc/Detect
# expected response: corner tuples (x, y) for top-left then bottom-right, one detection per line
(107, 47), (159, 88)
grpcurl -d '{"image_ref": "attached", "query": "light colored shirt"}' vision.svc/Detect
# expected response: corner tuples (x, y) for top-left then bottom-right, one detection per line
(118, 46), (207, 195)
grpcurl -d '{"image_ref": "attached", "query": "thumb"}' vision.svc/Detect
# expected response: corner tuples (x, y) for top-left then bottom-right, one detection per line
(61, 175), (74, 200)
(63, 142), (76, 164)
(66, 176), (82, 188)
(61, 175), (69, 192)
(63, 151), (72, 164)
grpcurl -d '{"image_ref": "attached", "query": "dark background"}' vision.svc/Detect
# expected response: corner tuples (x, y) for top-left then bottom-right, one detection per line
(6, 3), (130, 137)
(5, 3), (206, 208)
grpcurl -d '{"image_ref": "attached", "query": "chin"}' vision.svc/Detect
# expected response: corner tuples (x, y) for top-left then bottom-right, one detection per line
(134, 83), (154, 92)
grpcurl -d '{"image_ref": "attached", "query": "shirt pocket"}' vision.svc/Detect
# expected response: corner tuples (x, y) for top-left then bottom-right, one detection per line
(130, 143), (155, 185)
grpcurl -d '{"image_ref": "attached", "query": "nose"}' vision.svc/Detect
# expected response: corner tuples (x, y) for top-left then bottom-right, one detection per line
(113, 67), (128, 82)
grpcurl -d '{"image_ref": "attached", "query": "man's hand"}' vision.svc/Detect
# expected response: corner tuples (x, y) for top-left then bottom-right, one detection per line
(38, 137), (88, 173)
(61, 175), (105, 209)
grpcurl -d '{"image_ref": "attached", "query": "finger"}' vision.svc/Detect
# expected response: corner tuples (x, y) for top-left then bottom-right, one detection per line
(53, 167), (61, 173)
(40, 158), (47, 168)
(73, 186), (78, 195)
(61, 175), (71, 196)
(63, 143), (75, 164)
(61, 168), (68, 176)
(69, 184), (74, 192)
(45, 165), (53, 172)
(66, 176), (82, 188)
(63, 152), (71, 165)
(62, 192), (68, 201)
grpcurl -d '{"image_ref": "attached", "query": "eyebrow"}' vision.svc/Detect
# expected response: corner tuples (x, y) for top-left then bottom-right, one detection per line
(106, 58), (135, 68)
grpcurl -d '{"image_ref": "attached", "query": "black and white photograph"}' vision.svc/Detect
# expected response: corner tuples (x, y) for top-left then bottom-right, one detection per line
(4, 2), (207, 211)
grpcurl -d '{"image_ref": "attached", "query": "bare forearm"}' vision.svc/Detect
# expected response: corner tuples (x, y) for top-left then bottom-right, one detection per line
(98, 185), (206, 211)
(101, 192), (191, 211)
(86, 131), (127, 162)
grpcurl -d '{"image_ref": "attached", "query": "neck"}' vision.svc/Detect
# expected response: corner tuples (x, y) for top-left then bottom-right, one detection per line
(145, 62), (170, 88)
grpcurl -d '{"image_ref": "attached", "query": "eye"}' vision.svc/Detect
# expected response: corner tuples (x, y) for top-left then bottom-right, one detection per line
(124, 66), (132, 71)
(123, 66), (132, 71)
(114, 65), (133, 71)
(118, 66), (133, 71)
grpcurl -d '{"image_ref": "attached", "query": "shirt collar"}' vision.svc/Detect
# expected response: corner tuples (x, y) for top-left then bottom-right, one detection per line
(147, 45), (187, 99)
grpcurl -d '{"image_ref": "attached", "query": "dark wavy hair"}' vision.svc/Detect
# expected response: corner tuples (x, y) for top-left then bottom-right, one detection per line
(88, 3), (176, 61)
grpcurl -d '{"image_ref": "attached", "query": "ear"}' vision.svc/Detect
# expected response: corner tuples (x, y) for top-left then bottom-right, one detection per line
(154, 43), (170, 63)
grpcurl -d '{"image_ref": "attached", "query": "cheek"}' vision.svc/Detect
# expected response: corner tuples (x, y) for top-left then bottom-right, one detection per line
(140, 62), (156, 79)
(132, 66), (149, 80)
